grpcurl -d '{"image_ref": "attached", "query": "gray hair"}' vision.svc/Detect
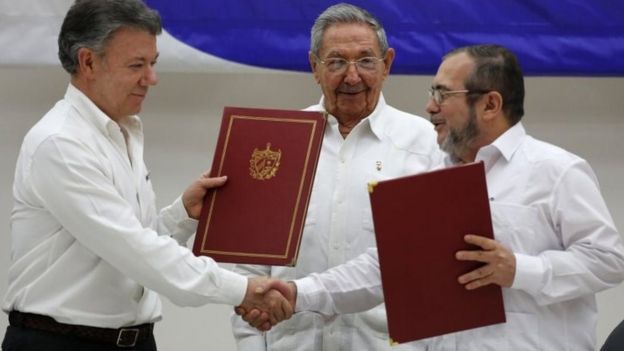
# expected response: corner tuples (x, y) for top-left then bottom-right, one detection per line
(310, 3), (389, 56)
(58, 0), (162, 74)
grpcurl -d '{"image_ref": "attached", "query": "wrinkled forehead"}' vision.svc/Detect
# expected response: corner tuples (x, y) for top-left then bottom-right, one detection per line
(320, 23), (380, 56)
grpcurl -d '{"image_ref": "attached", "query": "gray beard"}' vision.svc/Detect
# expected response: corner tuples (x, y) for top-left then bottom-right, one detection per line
(440, 106), (479, 162)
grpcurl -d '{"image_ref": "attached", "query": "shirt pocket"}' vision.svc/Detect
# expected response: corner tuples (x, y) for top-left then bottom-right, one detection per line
(299, 203), (318, 249)
(356, 206), (378, 251)
(490, 202), (541, 255)
(303, 202), (317, 228)
(266, 312), (324, 350)
(456, 311), (541, 350)
(352, 304), (389, 337)
(362, 205), (374, 233)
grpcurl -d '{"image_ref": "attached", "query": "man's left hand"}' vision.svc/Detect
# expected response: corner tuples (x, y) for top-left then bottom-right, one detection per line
(182, 172), (227, 219)
(456, 234), (516, 290)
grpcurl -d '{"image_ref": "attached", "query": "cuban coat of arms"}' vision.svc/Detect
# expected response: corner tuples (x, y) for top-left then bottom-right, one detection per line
(249, 143), (281, 180)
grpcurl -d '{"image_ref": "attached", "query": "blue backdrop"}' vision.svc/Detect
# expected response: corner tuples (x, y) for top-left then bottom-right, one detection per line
(145, 0), (624, 76)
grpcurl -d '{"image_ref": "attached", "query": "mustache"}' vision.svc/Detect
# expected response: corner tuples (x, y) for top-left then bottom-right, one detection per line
(430, 115), (445, 125)
(337, 84), (367, 94)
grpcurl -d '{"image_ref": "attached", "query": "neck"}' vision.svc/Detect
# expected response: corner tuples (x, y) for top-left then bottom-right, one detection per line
(338, 121), (358, 138)
(458, 149), (477, 164)
(335, 114), (364, 138)
(71, 76), (125, 122)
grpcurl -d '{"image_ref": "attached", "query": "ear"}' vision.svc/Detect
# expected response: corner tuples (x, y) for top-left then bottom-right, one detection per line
(381, 48), (395, 78)
(481, 91), (503, 122)
(309, 51), (321, 84)
(76, 47), (98, 79)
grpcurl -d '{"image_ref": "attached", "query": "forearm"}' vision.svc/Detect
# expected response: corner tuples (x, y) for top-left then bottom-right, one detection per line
(294, 248), (384, 315)
(157, 195), (198, 244)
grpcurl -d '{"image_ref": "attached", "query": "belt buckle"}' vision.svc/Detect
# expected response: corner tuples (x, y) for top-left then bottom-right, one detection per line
(117, 328), (139, 348)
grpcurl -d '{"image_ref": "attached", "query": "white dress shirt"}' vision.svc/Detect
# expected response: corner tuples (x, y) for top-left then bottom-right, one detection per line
(295, 122), (624, 350)
(3, 84), (247, 328)
(231, 94), (443, 351)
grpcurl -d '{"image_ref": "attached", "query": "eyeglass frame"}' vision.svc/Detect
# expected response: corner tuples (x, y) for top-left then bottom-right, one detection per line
(312, 53), (386, 74)
(427, 87), (491, 105)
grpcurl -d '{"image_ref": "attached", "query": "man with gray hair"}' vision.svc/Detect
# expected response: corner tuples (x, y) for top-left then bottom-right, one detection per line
(231, 3), (442, 350)
(2, 1), (292, 350)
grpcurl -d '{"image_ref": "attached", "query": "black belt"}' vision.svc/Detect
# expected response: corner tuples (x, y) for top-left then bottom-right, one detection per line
(9, 311), (154, 348)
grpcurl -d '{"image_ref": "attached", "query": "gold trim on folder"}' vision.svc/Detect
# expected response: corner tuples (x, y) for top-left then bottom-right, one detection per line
(368, 181), (378, 194)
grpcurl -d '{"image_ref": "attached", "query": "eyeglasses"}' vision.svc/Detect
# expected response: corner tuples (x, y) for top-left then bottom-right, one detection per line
(427, 87), (490, 105)
(314, 54), (385, 74)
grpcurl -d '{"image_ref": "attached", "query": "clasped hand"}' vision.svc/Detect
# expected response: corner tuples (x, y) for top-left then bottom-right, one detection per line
(238, 277), (296, 331)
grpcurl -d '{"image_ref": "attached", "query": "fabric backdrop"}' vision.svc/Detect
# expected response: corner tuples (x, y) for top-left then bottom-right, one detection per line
(2, 0), (623, 75)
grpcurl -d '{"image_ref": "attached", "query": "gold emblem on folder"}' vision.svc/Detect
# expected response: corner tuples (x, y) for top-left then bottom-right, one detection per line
(250, 143), (282, 180)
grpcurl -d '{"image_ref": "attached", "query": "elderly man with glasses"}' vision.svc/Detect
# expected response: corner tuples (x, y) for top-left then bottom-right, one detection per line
(230, 3), (442, 351)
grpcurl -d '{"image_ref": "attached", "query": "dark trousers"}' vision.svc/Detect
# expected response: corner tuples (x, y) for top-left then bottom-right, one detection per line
(2, 326), (157, 351)
(602, 319), (624, 351)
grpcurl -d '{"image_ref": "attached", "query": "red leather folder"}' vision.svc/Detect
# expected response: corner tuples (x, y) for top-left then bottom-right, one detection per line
(368, 161), (505, 343)
(193, 106), (326, 266)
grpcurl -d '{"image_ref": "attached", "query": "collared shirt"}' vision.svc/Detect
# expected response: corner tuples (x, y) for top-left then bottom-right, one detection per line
(231, 94), (443, 351)
(295, 122), (624, 350)
(3, 84), (247, 328)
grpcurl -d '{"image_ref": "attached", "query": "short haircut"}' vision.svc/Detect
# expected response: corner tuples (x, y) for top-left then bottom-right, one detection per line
(445, 44), (525, 124)
(310, 3), (388, 57)
(58, 0), (162, 74)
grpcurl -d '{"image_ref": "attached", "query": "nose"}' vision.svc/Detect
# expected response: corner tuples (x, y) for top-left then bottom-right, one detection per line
(425, 97), (440, 115)
(141, 65), (158, 86)
(343, 62), (362, 85)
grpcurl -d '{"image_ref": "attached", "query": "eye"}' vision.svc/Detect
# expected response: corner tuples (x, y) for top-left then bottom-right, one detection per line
(357, 57), (377, 67)
(325, 58), (346, 71)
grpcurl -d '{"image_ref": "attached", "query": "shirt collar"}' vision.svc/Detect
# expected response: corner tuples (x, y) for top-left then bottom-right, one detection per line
(65, 83), (142, 135)
(473, 121), (526, 170)
(446, 122), (526, 168)
(317, 93), (386, 140)
(486, 121), (526, 162)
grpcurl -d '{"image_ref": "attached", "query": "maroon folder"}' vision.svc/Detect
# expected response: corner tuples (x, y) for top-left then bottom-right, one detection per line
(193, 106), (326, 266)
(368, 161), (505, 343)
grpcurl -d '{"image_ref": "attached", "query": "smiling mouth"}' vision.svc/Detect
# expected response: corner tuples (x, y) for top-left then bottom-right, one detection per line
(338, 90), (365, 95)
(430, 116), (445, 127)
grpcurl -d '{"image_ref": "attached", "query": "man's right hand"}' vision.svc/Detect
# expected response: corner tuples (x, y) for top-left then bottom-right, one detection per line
(236, 278), (297, 331)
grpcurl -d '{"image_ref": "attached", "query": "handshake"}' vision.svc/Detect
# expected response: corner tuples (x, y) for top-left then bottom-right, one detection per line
(238, 277), (297, 331)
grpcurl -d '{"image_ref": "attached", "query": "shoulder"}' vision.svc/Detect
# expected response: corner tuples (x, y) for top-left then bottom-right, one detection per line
(522, 136), (583, 166)
(379, 104), (439, 154)
(382, 104), (435, 134)
(519, 135), (590, 181)
(22, 99), (98, 164)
